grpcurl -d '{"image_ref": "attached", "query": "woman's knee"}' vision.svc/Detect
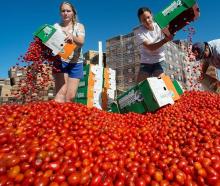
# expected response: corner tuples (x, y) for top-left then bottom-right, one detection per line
(54, 94), (66, 103)
(66, 95), (75, 102)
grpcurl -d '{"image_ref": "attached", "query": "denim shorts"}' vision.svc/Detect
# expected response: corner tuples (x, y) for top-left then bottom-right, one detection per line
(53, 60), (83, 79)
(140, 61), (165, 76)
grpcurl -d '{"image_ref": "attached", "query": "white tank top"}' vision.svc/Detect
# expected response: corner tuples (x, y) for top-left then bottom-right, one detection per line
(54, 23), (84, 63)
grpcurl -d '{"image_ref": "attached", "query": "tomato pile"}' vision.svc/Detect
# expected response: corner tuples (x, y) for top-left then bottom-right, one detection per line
(15, 38), (59, 102)
(0, 91), (220, 185)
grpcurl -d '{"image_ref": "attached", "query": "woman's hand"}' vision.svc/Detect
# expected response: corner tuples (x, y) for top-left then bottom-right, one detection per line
(64, 32), (74, 43)
(164, 33), (174, 42)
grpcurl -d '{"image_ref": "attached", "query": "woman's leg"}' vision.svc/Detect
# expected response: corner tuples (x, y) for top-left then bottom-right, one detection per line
(137, 71), (150, 83)
(54, 73), (68, 103)
(153, 71), (165, 78)
(66, 77), (80, 102)
(137, 64), (151, 83)
(152, 62), (165, 78)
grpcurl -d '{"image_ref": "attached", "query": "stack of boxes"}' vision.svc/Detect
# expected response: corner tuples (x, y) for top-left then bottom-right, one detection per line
(174, 41), (203, 91)
(8, 66), (27, 102)
(6, 65), (54, 103)
(9, 66), (27, 86)
(35, 64), (55, 101)
(75, 64), (104, 109)
(75, 64), (116, 110)
(102, 68), (116, 110)
(163, 41), (185, 83)
(106, 33), (140, 94)
(0, 78), (12, 104)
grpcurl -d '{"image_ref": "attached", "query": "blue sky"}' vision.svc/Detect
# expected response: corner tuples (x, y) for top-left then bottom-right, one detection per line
(0, 0), (219, 78)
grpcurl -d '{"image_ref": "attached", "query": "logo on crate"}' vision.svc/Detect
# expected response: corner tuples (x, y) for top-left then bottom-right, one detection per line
(162, 0), (182, 16)
(43, 27), (53, 36)
(76, 92), (86, 99)
(79, 81), (86, 87)
(118, 90), (144, 109)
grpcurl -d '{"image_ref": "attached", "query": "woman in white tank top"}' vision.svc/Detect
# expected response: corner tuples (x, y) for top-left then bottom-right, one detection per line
(134, 7), (173, 82)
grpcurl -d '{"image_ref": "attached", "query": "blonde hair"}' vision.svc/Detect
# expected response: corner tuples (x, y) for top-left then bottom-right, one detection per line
(60, 1), (77, 25)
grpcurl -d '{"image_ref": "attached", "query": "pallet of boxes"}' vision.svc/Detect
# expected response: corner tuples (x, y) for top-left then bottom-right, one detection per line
(75, 64), (104, 109)
(9, 65), (54, 102)
(8, 66), (28, 103)
(0, 78), (13, 104)
(110, 76), (184, 114)
(106, 34), (140, 95)
(34, 64), (54, 101)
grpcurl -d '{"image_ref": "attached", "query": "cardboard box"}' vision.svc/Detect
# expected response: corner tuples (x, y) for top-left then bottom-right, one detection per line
(200, 75), (219, 92)
(154, 0), (200, 36)
(206, 65), (220, 81)
(147, 78), (174, 108)
(34, 24), (76, 59)
(111, 77), (174, 114)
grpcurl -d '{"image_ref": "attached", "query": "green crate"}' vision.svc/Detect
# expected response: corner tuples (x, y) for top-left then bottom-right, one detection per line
(78, 65), (90, 88)
(154, 0), (199, 35)
(83, 64), (90, 76)
(34, 24), (56, 43)
(76, 87), (88, 99)
(75, 98), (87, 105)
(116, 85), (148, 114)
(78, 79), (88, 88)
(78, 75), (89, 87)
(109, 102), (120, 113)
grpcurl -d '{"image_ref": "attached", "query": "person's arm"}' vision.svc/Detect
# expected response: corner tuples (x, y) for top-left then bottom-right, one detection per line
(199, 60), (209, 81)
(201, 60), (209, 74)
(65, 23), (85, 47)
(143, 34), (173, 51)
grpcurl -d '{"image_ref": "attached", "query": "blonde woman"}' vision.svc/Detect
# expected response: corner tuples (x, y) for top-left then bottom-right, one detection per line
(53, 1), (85, 103)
